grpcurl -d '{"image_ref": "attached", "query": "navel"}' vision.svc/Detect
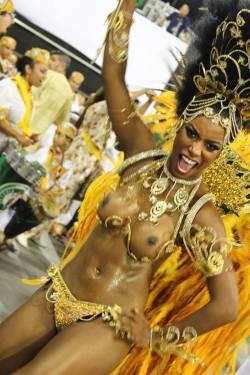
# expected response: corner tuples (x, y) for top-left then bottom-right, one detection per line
(147, 236), (159, 246)
(95, 267), (102, 276)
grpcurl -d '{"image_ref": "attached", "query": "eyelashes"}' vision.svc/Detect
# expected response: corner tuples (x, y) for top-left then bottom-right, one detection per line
(185, 126), (221, 152)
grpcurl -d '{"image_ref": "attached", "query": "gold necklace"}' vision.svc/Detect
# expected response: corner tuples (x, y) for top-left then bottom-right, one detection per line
(138, 157), (202, 224)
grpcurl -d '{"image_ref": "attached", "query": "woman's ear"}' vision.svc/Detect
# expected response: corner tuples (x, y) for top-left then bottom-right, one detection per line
(24, 63), (32, 77)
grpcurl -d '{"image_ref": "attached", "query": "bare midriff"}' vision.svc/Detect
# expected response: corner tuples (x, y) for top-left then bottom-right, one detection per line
(60, 175), (188, 313)
(61, 224), (153, 313)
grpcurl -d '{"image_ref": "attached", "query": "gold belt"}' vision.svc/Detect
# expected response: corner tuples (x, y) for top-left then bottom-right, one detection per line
(46, 265), (121, 331)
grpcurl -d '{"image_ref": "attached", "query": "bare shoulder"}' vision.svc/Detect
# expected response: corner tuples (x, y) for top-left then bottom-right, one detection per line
(193, 199), (226, 238)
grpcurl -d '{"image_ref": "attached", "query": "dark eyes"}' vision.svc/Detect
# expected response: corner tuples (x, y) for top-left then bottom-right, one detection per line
(185, 126), (197, 139)
(185, 126), (220, 152)
(206, 143), (220, 152)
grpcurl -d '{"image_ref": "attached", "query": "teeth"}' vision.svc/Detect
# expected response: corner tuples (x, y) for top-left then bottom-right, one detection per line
(182, 155), (196, 166)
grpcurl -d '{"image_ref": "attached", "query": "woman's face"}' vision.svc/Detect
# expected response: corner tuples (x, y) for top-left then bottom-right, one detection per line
(0, 44), (14, 59)
(54, 131), (72, 152)
(26, 61), (48, 87)
(0, 13), (14, 34)
(168, 116), (225, 180)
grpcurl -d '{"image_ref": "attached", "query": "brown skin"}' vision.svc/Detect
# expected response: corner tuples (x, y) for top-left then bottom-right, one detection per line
(168, 117), (224, 180)
(0, 12), (14, 34)
(25, 61), (48, 88)
(68, 75), (84, 93)
(53, 131), (73, 152)
(48, 54), (66, 75)
(179, 4), (190, 18)
(0, 44), (15, 60)
(0, 1), (238, 373)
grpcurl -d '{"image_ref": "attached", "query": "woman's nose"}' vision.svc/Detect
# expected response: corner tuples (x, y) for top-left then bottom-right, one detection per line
(188, 141), (202, 157)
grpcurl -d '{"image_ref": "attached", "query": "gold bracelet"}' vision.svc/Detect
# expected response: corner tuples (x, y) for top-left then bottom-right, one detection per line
(150, 325), (199, 361)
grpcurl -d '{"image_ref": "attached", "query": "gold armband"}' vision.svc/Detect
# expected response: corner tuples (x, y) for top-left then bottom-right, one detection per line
(150, 325), (202, 364)
(109, 104), (138, 125)
(182, 224), (233, 277)
(107, 8), (133, 63)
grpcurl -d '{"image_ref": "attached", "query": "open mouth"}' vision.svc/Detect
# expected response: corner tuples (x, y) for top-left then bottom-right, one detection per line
(176, 154), (199, 174)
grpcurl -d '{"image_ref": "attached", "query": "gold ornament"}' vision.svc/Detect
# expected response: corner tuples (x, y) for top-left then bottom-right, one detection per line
(185, 8), (250, 143)
(174, 187), (189, 207)
(151, 178), (169, 195)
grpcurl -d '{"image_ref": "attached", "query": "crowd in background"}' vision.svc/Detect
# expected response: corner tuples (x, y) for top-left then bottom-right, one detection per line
(0, 9), (158, 248)
(139, 0), (203, 42)
(0, 10), (126, 247)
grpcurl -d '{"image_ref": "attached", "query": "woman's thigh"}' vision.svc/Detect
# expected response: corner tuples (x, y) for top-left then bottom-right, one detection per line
(0, 285), (56, 374)
(13, 318), (131, 375)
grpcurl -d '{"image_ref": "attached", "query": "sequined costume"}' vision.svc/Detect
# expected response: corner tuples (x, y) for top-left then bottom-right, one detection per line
(20, 1), (250, 374)
(45, 265), (122, 331)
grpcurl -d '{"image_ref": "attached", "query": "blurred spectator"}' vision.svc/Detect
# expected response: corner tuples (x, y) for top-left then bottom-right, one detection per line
(0, 0), (15, 35)
(68, 71), (84, 93)
(166, 0), (203, 24)
(48, 49), (71, 75)
(30, 51), (73, 135)
(166, 4), (190, 38)
(0, 48), (49, 148)
(0, 35), (17, 76)
(68, 71), (86, 123)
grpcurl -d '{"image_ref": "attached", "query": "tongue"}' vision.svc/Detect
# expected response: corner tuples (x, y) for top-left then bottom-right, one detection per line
(178, 157), (194, 173)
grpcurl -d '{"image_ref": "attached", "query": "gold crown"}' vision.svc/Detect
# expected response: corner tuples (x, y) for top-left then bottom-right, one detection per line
(25, 48), (50, 66)
(0, 0), (14, 13)
(0, 35), (16, 49)
(183, 9), (250, 143)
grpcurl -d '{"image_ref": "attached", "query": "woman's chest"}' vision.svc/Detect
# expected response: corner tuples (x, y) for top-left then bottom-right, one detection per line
(97, 175), (197, 262)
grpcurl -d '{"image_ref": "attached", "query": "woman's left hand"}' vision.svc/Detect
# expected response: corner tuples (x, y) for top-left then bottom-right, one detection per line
(120, 308), (151, 348)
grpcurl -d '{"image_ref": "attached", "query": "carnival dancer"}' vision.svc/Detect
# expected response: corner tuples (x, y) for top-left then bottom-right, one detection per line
(0, 1), (250, 375)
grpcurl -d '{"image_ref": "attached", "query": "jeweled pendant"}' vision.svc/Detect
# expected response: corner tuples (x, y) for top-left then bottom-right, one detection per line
(149, 195), (157, 204)
(151, 178), (169, 195)
(150, 201), (167, 222)
(174, 187), (189, 207)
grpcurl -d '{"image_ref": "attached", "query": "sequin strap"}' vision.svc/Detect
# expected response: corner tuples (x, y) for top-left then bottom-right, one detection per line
(118, 149), (167, 176)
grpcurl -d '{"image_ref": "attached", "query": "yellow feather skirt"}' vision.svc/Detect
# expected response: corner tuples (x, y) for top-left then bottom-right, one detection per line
(61, 172), (250, 375)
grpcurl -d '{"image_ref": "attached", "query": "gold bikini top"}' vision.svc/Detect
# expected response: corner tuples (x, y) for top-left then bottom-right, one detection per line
(97, 150), (203, 263)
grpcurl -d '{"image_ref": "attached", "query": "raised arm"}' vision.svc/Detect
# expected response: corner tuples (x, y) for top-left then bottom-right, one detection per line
(103, 0), (154, 158)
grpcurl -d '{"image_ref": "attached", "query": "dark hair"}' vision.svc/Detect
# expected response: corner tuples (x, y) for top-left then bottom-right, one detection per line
(177, 0), (250, 119)
(75, 87), (105, 129)
(16, 56), (35, 75)
(50, 49), (71, 70)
